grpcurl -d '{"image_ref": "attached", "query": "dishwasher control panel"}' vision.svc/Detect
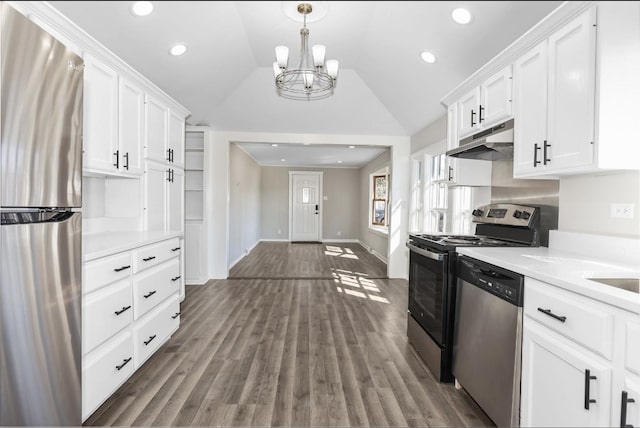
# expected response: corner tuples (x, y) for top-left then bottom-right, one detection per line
(457, 255), (524, 306)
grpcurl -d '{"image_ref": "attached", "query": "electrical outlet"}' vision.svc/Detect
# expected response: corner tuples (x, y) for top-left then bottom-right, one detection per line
(337, 231), (341, 236)
(277, 228), (282, 235)
(611, 203), (635, 219)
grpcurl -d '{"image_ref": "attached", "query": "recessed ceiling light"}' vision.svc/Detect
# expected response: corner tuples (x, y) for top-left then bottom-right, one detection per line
(169, 44), (188, 56)
(452, 8), (472, 24)
(271, 144), (278, 147)
(348, 145), (355, 149)
(281, 158), (286, 162)
(420, 51), (436, 64)
(130, 1), (153, 16)
(337, 160), (343, 163)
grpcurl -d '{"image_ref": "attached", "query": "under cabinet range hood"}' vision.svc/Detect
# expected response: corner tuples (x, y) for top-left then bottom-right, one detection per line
(447, 119), (514, 161)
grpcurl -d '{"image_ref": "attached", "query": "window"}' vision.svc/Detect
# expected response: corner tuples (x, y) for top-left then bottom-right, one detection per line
(369, 171), (389, 230)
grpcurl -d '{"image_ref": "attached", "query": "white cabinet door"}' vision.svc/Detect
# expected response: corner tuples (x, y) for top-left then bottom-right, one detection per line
(620, 378), (640, 428)
(168, 111), (185, 168)
(447, 157), (491, 186)
(144, 162), (168, 231)
(185, 222), (203, 284)
(144, 95), (168, 163)
(480, 65), (513, 128)
(546, 8), (596, 172)
(447, 103), (458, 150)
(118, 79), (144, 175)
(513, 41), (549, 177)
(83, 54), (118, 173)
(521, 321), (612, 427)
(167, 168), (184, 233)
(457, 87), (481, 138)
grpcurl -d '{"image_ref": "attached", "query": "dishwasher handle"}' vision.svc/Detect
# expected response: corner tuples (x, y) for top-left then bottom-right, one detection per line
(406, 242), (446, 261)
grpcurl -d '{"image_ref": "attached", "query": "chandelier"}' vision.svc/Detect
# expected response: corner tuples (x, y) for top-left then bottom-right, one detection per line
(272, 3), (339, 100)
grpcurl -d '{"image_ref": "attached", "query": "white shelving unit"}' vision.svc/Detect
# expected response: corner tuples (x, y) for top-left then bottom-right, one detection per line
(184, 126), (208, 285)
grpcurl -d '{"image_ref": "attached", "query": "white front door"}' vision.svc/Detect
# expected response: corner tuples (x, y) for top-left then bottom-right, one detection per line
(290, 172), (321, 242)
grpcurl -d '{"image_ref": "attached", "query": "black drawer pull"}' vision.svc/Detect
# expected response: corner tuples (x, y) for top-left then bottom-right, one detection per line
(171, 312), (181, 319)
(115, 357), (132, 371)
(171, 276), (181, 282)
(584, 369), (597, 410)
(171, 247), (181, 252)
(114, 305), (131, 316)
(143, 256), (156, 262)
(533, 143), (541, 167)
(621, 390), (636, 428)
(143, 335), (156, 346)
(143, 290), (157, 299)
(537, 307), (566, 323)
(114, 265), (131, 272)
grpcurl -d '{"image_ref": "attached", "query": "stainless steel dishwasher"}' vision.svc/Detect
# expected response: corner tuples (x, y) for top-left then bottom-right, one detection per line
(452, 255), (524, 427)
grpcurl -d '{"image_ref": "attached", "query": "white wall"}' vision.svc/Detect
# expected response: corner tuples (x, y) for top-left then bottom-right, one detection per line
(559, 171), (640, 238)
(207, 131), (410, 279)
(359, 151), (391, 261)
(260, 167), (360, 241)
(228, 144), (261, 268)
(410, 115), (447, 154)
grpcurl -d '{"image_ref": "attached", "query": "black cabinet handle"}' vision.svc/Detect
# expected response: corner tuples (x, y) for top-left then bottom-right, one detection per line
(543, 140), (551, 165)
(171, 276), (181, 282)
(479, 105), (485, 123)
(171, 312), (181, 319)
(171, 169), (174, 183)
(171, 247), (181, 252)
(143, 290), (157, 299)
(115, 357), (132, 371)
(123, 152), (130, 170)
(143, 335), (156, 346)
(621, 390), (636, 428)
(114, 265), (131, 272)
(170, 148), (174, 163)
(584, 369), (597, 410)
(113, 150), (119, 169)
(537, 307), (567, 323)
(448, 166), (454, 181)
(166, 169), (171, 182)
(470, 109), (476, 127)
(167, 148), (171, 162)
(114, 305), (131, 316)
(143, 256), (156, 262)
(533, 143), (541, 167)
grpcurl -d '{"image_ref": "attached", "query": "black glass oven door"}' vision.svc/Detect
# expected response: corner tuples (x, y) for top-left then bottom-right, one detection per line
(408, 247), (448, 345)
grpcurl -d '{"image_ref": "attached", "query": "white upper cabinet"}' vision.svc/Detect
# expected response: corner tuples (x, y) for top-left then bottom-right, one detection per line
(456, 66), (513, 141)
(83, 54), (118, 173)
(118, 79), (144, 175)
(144, 95), (168, 164)
(514, 42), (549, 176)
(447, 104), (458, 151)
(546, 8), (596, 173)
(167, 168), (184, 233)
(168, 111), (185, 168)
(144, 161), (167, 231)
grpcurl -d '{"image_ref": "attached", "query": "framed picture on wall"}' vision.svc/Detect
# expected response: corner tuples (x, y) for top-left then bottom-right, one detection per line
(372, 199), (386, 226)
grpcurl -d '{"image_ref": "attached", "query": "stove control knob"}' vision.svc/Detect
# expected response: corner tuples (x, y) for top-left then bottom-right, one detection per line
(472, 209), (484, 217)
(513, 210), (523, 219)
(521, 211), (531, 220)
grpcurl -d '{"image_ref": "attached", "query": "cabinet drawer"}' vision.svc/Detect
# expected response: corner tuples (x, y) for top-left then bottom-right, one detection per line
(132, 238), (180, 273)
(524, 278), (614, 360)
(133, 258), (179, 320)
(133, 293), (180, 369)
(83, 280), (133, 354)
(626, 320), (640, 376)
(84, 252), (132, 294)
(82, 330), (134, 421)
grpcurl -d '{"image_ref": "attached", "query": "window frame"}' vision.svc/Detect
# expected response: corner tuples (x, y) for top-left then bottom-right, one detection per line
(368, 169), (389, 233)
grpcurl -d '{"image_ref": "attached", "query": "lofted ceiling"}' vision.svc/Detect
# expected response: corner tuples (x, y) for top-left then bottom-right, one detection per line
(50, 1), (562, 136)
(235, 142), (388, 168)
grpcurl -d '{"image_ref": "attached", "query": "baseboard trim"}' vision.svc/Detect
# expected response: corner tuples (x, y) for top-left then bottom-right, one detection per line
(259, 238), (289, 242)
(358, 240), (388, 264)
(321, 239), (360, 243)
(228, 239), (261, 270)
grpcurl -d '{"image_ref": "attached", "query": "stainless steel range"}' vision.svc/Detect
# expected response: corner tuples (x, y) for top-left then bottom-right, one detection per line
(406, 203), (540, 383)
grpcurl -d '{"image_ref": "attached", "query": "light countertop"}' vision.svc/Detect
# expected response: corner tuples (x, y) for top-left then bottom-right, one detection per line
(83, 230), (183, 262)
(456, 246), (640, 314)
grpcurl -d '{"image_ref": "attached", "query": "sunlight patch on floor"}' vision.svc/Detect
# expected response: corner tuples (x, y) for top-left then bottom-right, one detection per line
(332, 268), (388, 304)
(324, 245), (360, 260)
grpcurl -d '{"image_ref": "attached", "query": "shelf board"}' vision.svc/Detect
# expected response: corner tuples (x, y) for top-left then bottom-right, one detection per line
(186, 189), (204, 192)
(185, 168), (204, 171)
(185, 148), (204, 152)
(186, 217), (204, 221)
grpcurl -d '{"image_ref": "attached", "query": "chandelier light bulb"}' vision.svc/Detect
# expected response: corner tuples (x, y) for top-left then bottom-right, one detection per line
(326, 59), (339, 79)
(303, 71), (314, 89)
(312, 44), (326, 67)
(273, 62), (282, 79)
(275, 46), (289, 69)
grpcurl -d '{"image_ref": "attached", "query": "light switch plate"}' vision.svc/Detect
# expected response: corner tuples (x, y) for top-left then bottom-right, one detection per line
(323, 196), (328, 200)
(610, 203), (635, 219)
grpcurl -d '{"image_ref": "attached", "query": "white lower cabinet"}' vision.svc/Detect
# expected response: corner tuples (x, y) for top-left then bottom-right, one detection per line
(521, 321), (612, 427)
(82, 330), (134, 420)
(521, 277), (639, 427)
(82, 236), (182, 422)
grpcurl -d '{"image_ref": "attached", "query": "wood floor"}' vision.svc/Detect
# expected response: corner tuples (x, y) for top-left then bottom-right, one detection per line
(86, 244), (491, 427)
(229, 242), (388, 279)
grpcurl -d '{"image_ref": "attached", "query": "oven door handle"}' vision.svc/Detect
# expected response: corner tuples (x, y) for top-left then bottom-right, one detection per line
(406, 242), (446, 261)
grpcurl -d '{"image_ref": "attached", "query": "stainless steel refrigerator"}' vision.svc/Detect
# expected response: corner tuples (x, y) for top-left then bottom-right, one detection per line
(0, 3), (83, 425)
